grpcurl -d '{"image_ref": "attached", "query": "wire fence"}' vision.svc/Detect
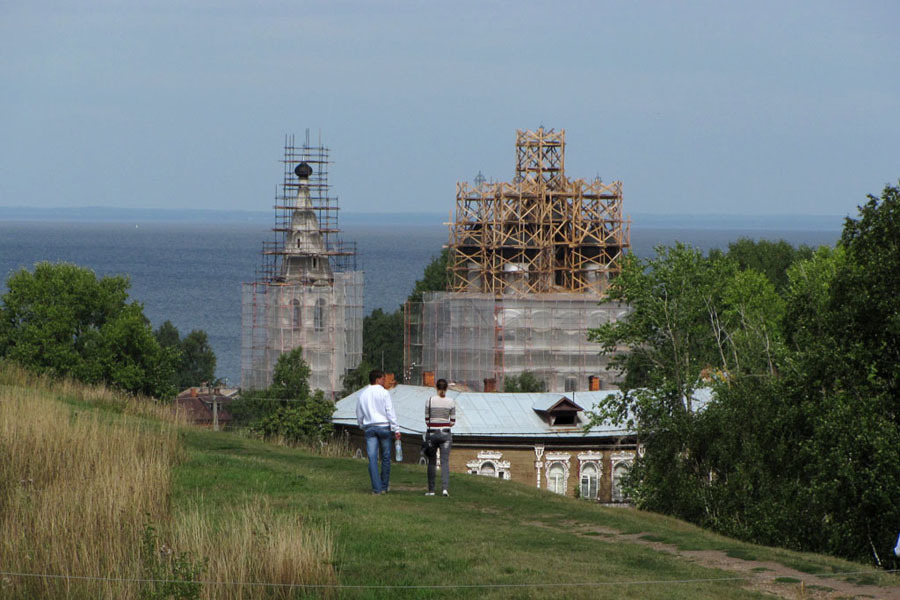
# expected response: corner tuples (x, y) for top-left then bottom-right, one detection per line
(3, 568), (896, 590)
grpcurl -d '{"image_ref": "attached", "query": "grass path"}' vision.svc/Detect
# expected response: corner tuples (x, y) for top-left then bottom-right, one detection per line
(175, 428), (900, 599)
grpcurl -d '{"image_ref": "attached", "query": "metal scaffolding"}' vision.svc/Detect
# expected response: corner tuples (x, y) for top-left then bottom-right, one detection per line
(241, 134), (363, 398)
(405, 128), (631, 392)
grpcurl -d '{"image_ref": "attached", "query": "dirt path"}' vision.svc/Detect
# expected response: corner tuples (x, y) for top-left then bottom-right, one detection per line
(574, 524), (899, 600)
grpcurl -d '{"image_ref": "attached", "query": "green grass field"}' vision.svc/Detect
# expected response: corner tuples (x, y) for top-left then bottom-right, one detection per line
(3, 364), (897, 600)
(175, 427), (900, 599)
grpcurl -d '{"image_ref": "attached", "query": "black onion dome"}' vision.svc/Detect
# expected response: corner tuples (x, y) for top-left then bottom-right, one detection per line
(294, 162), (313, 179)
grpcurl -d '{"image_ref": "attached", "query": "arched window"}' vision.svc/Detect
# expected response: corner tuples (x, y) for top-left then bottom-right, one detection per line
(314, 299), (326, 332)
(292, 299), (302, 328)
(548, 462), (566, 494)
(580, 463), (598, 499)
(479, 462), (496, 477)
(612, 461), (631, 502)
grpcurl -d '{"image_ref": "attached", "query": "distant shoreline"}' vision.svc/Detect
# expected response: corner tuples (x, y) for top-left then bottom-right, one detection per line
(0, 206), (845, 231)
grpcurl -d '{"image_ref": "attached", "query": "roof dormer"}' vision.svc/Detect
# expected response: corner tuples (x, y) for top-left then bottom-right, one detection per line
(532, 396), (585, 427)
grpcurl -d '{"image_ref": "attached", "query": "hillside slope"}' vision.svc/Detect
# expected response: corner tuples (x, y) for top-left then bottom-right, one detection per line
(2, 363), (896, 600)
(176, 429), (900, 600)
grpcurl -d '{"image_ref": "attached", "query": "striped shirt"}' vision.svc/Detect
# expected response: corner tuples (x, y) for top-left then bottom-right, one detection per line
(425, 394), (456, 429)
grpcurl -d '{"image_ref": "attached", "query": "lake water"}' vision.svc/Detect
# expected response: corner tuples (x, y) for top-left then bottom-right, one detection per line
(0, 221), (840, 385)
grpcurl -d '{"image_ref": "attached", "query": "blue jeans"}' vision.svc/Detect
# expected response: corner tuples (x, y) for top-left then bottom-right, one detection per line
(425, 430), (452, 493)
(364, 425), (392, 493)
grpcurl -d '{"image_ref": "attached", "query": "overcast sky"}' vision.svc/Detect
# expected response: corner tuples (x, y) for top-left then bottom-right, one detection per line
(1, 1), (897, 218)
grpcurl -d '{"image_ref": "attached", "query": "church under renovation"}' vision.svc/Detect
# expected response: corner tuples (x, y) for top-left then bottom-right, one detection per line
(404, 128), (631, 393)
(240, 136), (363, 398)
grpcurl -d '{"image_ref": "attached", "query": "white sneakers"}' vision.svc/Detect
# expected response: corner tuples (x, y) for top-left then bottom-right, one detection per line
(424, 492), (435, 496)
(442, 490), (449, 497)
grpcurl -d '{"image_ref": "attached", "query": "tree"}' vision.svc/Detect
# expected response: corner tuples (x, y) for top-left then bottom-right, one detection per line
(269, 346), (311, 402)
(779, 183), (900, 563)
(715, 238), (814, 293)
(354, 249), (450, 385)
(503, 371), (547, 393)
(362, 309), (404, 378)
(407, 249), (449, 304)
(341, 359), (373, 397)
(254, 389), (335, 443)
(585, 183), (900, 564)
(178, 330), (217, 388)
(0, 262), (176, 398)
(153, 321), (217, 390)
(589, 244), (740, 406)
(586, 244), (791, 538)
(232, 347), (334, 443)
(154, 320), (181, 349)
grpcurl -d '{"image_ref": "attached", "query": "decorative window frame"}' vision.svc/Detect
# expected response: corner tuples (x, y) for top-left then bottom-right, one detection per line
(610, 451), (635, 502)
(577, 451), (603, 500)
(466, 451), (511, 479)
(544, 452), (571, 495)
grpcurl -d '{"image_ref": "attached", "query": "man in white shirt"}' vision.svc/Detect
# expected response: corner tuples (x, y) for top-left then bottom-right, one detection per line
(355, 369), (399, 494)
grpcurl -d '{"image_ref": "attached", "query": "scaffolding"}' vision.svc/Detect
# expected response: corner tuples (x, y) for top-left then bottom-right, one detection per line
(257, 133), (357, 280)
(405, 293), (629, 392)
(241, 134), (363, 398)
(405, 128), (631, 392)
(448, 128), (630, 295)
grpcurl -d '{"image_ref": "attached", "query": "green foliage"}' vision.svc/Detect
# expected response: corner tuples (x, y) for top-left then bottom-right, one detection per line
(154, 320), (181, 349)
(153, 321), (217, 390)
(407, 248), (449, 304)
(341, 359), (373, 397)
(783, 182), (900, 563)
(253, 389), (335, 442)
(268, 346), (311, 401)
(355, 250), (449, 385)
(503, 371), (547, 393)
(591, 244), (754, 404)
(586, 182), (900, 565)
(715, 238), (814, 292)
(362, 308), (403, 378)
(0, 262), (176, 398)
(232, 347), (335, 443)
(140, 522), (205, 600)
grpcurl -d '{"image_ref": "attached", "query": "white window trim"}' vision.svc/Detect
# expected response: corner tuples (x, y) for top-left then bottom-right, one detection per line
(610, 451), (635, 502)
(544, 453), (571, 495)
(466, 451), (511, 479)
(577, 451), (603, 500)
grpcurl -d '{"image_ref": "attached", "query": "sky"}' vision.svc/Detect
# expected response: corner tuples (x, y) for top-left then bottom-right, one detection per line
(1, 1), (898, 218)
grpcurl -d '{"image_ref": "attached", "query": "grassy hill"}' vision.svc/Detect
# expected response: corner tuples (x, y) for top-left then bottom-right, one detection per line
(2, 364), (898, 599)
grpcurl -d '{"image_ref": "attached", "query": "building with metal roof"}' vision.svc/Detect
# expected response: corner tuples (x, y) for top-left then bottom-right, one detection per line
(333, 384), (641, 502)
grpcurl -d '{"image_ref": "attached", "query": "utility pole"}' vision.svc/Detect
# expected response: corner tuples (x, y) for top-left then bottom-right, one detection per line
(211, 388), (219, 432)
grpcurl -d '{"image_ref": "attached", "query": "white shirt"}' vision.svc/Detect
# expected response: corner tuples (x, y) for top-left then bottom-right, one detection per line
(356, 384), (399, 432)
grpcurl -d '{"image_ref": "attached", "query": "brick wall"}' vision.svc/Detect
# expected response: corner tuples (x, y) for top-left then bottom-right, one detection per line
(345, 428), (635, 503)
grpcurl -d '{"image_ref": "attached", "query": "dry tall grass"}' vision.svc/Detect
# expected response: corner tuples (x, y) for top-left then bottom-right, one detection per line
(0, 382), (179, 598)
(260, 431), (356, 458)
(0, 360), (183, 424)
(0, 363), (337, 599)
(173, 499), (337, 599)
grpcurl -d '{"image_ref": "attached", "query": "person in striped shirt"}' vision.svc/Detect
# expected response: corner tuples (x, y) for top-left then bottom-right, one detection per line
(424, 378), (456, 497)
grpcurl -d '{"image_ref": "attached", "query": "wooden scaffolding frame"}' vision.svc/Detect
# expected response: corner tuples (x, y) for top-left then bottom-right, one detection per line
(448, 127), (630, 295)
